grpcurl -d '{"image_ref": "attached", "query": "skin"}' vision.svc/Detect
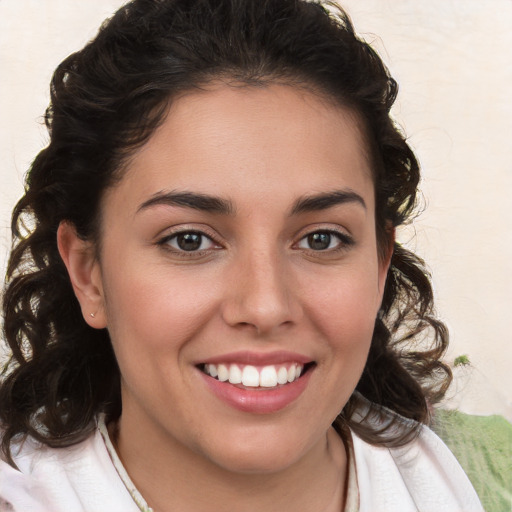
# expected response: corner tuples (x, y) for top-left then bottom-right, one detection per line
(58, 84), (391, 512)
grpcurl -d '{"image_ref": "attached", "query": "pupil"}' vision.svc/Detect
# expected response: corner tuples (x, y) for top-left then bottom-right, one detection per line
(177, 233), (202, 251)
(308, 232), (330, 250)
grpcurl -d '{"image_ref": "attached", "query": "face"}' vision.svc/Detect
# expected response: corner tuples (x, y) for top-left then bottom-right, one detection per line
(90, 84), (389, 473)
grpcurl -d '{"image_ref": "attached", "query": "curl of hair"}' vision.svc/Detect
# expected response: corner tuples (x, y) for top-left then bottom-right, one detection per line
(1, 0), (451, 465)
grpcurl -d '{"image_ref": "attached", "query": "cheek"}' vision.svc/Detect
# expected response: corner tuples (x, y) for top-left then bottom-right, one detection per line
(101, 260), (219, 360)
(303, 267), (380, 370)
(308, 269), (380, 330)
(295, 274), (378, 423)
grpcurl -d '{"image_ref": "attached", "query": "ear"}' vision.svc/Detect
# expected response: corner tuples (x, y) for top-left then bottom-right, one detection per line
(378, 223), (395, 294)
(57, 221), (107, 329)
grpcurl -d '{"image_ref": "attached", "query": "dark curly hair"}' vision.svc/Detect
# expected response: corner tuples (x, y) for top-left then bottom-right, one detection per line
(0, 0), (451, 464)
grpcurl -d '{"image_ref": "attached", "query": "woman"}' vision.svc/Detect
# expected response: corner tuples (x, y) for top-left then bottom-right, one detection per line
(0, 0), (483, 510)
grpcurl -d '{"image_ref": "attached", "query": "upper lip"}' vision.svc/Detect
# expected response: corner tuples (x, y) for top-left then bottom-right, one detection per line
(197, 350), (314, 366)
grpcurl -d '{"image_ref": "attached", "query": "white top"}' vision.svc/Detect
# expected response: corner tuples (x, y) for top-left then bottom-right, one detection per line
(0, 416), (483, 512)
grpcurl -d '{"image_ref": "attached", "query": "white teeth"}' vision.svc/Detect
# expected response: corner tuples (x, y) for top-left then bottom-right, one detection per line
(259, 366), (278, 387)
(228, 364), (242, 384)
(242, 365), (260, 387)
(276, 367), (289, 385)
(217, 364), (229, 382)
(204, 362), (306, 387)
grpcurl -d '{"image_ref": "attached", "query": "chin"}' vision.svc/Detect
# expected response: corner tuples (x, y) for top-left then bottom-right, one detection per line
(211, 448), (302, 475)
(200, 425), (318, 475)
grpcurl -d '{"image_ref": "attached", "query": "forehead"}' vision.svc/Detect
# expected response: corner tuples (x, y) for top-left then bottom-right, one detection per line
(110, 83), (374, 213)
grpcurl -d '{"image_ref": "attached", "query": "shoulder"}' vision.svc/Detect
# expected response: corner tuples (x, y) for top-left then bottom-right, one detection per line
(0, 424), (137, 512)
(350, 416), (484, 512)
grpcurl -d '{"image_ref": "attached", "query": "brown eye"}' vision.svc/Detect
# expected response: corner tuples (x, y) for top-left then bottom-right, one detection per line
(307, 233), (332, 250)
(176, 233), (202, 251)
(162, 231), (217, 252)
(297, 230), (353, 251)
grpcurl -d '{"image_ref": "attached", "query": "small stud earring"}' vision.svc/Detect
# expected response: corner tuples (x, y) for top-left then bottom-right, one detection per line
(90, 312), (96, 318)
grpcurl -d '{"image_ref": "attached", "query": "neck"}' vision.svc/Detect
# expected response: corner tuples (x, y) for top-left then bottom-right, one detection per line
(111, 413), (348, 512)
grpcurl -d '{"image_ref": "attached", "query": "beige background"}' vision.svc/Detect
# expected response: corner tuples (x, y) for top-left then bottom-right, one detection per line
(1, 1), (511, 420)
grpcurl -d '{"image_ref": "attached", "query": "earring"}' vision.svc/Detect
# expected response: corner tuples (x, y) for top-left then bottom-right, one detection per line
(90, 312), (96, 318)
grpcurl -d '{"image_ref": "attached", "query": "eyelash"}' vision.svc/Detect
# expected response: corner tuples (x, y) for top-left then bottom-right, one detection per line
(156, 228), (354, 257)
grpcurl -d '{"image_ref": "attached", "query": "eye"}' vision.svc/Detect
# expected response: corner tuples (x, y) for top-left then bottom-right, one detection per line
(160, 231), (218, 252)
(297, 230), (352, 251)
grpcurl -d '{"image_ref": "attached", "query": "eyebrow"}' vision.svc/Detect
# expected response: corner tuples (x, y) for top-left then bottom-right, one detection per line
(137, 188), (366, 216)
(290, 190), (367, 215)
(137, 191), (235, 215)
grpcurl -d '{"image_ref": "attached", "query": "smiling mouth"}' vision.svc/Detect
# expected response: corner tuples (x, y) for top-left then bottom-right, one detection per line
(199, 362), (315, 389)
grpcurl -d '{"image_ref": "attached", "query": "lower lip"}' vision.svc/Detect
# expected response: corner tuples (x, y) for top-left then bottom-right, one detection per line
(199, 369), (313, 414)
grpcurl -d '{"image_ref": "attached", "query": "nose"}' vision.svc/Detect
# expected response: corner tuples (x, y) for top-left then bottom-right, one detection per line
(221, 249), (302, 335)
